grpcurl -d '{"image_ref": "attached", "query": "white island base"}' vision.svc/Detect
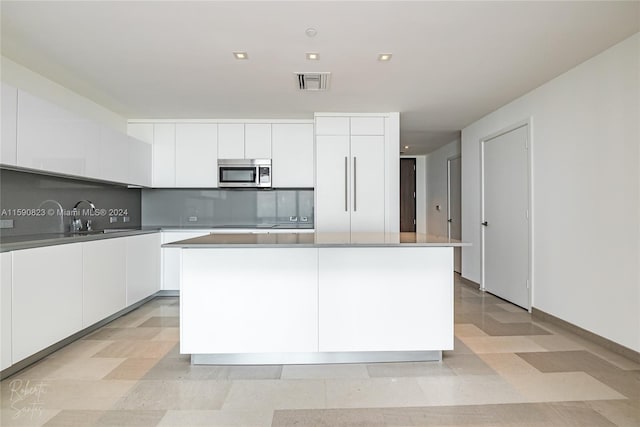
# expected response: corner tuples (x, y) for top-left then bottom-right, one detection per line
(176, 237), (457, 365)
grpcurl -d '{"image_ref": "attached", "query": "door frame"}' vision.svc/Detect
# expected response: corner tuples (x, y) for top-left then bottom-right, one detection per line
(480, 118), (534, 311)
(446, 154), (461, 240)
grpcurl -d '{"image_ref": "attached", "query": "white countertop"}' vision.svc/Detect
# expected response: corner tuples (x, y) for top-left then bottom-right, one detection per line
(163, 232), (469, 248)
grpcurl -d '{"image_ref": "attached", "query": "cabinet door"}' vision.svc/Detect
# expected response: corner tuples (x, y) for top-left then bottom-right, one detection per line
(1, 82), (17, 165)
(244, 124), (271, 159)
(153, 123), (176, 187)
(315, 136), (351, 242)
(1, 252), (12, 370)
(99, 125), (130, 183)
(175, 124), (218, 187)
(272, 124), (314, 188)
(350, 136), (386, 242)
(82, 239), (126, 327)
(318, 247), (453, 352)
(127, 123), (154, 144)
(217, 124), (244, 159)
(128, 136), (152, 187)
(126, 233), (161, 305)
(350, 117), (385, 135)
(315, 117), (349, 135)
(17, 90), (99, 177)
(161, 231), (210, 291)
(12, 244), (83, 363)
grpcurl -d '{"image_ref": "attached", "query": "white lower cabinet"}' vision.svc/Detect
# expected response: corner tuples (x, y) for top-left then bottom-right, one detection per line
(126, 233), (161, 305)
(181, 248), (318, 354)
(12, 244), (83, 363)
(82, 239), (126, 327)
(1, 252), (12, 370)
(318, 247), (453, 352)
(161, 231), (210, 291)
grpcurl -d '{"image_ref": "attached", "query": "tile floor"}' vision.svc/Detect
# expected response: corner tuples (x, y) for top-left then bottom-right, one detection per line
(1, 276), (638, 426)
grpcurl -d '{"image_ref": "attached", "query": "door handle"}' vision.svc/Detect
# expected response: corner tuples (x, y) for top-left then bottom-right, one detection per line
(344, 157), (348, 212)
(482, 221), (488, 227)
(353, 157), (357, 212)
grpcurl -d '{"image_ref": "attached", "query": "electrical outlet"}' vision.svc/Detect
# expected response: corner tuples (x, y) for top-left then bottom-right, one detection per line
(289, 216), (298, 222)
(188, 216), (198, 222)
(110, 216), (118, 223)
(0, 219), (14, 229)
(300, 217), (308, 222)
(122, 216), (130, 223)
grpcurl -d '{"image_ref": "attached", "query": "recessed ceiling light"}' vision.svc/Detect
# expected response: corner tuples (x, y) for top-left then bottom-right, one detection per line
(233, 51), (248, 60)
(378, 53), (392, 62)
(306, 52), (319, 60)
(305, 28), (318, 37)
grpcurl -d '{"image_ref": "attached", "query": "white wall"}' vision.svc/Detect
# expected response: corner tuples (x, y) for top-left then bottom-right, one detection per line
(462, 33), (639, 351)
(1, 56), (127, 132)
(426, 139), (461, 237)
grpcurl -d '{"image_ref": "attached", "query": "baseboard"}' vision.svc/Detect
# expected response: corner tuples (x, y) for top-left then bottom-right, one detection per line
(532, 307), (640, 363)
(156, 290), (180, 297)
(459, 275), (481, 289)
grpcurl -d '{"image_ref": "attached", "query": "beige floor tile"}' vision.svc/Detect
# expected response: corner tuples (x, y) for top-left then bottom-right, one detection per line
(45, 340), (113, 360)
(366, 361), (456, 378)
(138, 317), (180, 328)
(325, 377), (428, 408)
(454, 324), (489, 338)
(94, 409), (166, 426)
(86, 327), (163, 341)
(103, 358), (160, 380)
(113, 380), (230, 410)
(0, 407), (60, 427)
(586, 399), (640, 427)
(476, 353), (541, 376)
(1, 379), (136, 411)
(487, 311), (534, 323)
(42, 410), (105, 426)
(459, 336), (548, 354)
(158, 409), (274, 427)
(150, 329), (180, 342)
(272, 408), (386, 427)
(495, 303), (528, 313)
(104, 313), (153, 329)
(527, 335), (585, 352)
(416, 375), (526, 406)
(281, 364), (369, 379)
(223, 379), (326, 410)
(38, 358), (126, 381)
(505, 372), (627, 402)
(442, 353), (497, 376)
(94, 340), (176, 359)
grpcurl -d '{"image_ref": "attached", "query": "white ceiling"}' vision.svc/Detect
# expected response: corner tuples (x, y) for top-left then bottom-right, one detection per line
(1, 1), (638, 154)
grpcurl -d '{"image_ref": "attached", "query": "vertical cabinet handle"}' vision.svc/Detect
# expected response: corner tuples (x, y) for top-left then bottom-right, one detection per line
(353, 157), (357, 211)
(344, 157), (348, 212)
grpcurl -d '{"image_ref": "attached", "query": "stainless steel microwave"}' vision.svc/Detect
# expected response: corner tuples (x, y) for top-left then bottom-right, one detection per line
(218, 159), (272, 188)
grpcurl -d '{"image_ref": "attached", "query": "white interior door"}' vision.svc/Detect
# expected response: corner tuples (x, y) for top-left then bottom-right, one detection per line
(350, 136), (386, 243)
(482, 125), (530, 309)
(447, 156), (462, 273)
(315, 135), (351, 242)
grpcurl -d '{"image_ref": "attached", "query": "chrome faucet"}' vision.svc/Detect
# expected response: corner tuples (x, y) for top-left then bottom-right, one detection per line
(37, 199), (65, 233)
(71, 199), (96, 232)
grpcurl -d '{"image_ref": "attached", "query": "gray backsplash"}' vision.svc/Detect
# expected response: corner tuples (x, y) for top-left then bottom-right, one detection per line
(142, 189), (314, 227)
(0, 168), (141, 237)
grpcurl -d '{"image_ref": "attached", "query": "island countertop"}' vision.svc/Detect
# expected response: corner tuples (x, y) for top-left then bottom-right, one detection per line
(163, 232), (469, 248)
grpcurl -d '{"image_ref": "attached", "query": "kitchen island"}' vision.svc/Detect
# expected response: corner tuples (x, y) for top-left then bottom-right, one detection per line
(165, 232), (468, 365)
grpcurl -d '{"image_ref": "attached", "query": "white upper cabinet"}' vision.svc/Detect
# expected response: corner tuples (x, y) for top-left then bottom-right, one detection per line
(175, 124), (218, 187)
(127, 123), (154, 144)
(128, 136), (152, 187)
(1, 82), (18, 165)
(272, 123), (314, 188)
(99, 125), (129, 183)
(315, 117), (350, 135)
(217, 124), (245, 159)
(152, 123), (176, 187)
(17, 89), (99, 177)
(350, 117), (384, 135)
(244, 124), (271, 159)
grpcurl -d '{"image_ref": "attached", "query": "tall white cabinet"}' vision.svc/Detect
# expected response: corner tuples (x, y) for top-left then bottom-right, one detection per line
(315, 114), (399, 243)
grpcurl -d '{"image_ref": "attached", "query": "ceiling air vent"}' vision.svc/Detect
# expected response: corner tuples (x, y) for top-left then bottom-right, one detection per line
(295, 72), (330, 91)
